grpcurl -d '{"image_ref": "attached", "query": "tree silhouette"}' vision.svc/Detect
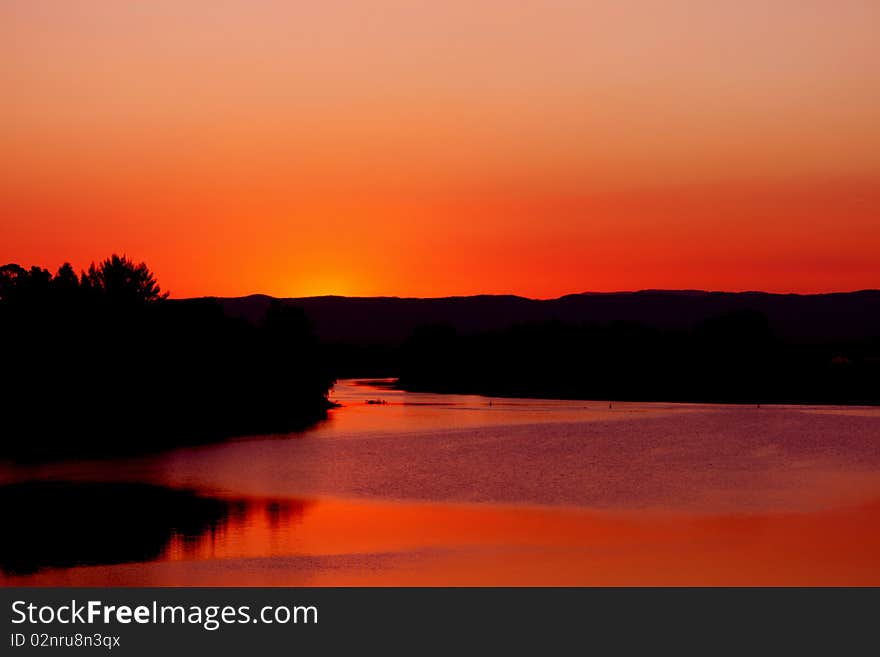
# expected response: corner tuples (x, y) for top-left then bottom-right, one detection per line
(0, 264), (28, 302)
(0, 254), (335, 460)
(81, 254), (168, 304)
(52, 262), (79, 296)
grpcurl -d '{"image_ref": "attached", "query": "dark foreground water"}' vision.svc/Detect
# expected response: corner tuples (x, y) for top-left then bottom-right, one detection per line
(2, 380), (879, 585)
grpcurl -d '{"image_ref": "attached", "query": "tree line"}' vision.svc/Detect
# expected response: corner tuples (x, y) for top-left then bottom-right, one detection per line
(0, 255), (334, 460)
(397, 311), (880, 404)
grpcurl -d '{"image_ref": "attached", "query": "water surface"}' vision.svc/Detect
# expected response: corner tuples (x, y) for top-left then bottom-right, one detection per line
(2, 380), (879, 585)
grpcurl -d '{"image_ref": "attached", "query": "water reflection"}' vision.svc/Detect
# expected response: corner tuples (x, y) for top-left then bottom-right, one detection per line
(4, 485), (880, 586)
(0, 481), (309, 576)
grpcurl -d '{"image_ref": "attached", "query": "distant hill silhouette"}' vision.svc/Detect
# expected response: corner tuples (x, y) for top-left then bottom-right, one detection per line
(211, 290), (880, 404)
(211, 290), (880, 344)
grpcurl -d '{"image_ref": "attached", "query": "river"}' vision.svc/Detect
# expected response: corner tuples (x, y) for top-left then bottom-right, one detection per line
(2, 379), (879, 585)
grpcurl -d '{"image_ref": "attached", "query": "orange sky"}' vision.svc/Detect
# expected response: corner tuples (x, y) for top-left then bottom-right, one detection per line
(2, 1), (878, 298)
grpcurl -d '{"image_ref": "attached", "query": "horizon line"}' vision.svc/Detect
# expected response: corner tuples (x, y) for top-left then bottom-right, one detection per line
(188, 288), (880, 303)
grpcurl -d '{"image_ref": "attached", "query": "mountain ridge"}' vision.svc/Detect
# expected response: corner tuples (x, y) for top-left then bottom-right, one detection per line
(197, 289), (880, 344)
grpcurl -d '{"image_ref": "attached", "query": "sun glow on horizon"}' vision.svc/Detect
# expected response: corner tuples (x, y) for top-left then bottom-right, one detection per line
(2, 1), (879, 297)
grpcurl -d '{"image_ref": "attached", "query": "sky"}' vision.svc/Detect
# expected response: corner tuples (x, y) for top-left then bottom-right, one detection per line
(2, 1), (879, 298)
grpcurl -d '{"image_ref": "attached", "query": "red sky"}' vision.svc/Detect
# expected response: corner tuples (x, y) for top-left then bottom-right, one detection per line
(2, 1), (878, 298)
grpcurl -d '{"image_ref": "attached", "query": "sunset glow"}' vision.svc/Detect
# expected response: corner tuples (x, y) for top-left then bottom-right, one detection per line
(2, 1), (878, 297)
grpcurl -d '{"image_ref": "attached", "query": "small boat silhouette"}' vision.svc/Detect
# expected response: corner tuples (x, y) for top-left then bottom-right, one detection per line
(365, 398), (388, 405)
